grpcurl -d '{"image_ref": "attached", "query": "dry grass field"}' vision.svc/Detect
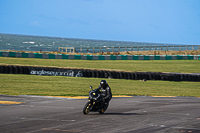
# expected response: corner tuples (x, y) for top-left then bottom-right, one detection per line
(2, 49), (200, 55)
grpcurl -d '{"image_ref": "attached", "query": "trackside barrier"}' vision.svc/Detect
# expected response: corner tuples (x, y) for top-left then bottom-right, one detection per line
(0, 51), (200, 60)
(58, 45), (200, 53)
(0, 65), (199, 82)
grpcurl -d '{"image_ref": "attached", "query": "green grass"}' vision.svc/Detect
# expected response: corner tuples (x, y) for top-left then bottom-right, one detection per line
(0, 74), (200, 97)
(0, 57), (200, 97)
(0, 57), (200, 73)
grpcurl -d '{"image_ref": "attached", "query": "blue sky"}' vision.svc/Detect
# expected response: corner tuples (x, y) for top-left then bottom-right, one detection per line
(0, 0), (200, 45)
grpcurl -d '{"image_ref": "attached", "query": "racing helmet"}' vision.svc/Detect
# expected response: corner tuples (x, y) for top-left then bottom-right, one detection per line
(100, 80), (107, 88)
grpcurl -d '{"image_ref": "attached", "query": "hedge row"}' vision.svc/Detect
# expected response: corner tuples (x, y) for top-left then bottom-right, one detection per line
(0, 65), (199, 82)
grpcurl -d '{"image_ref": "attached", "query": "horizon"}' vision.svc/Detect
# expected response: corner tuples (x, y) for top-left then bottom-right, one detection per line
(0, 32), (196, 46)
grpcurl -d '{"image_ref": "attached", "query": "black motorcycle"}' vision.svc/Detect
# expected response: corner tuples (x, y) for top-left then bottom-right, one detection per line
(83, 86), (108, 114)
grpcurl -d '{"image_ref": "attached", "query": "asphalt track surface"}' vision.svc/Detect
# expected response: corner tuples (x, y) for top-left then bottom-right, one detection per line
(0, 95), (200, 133)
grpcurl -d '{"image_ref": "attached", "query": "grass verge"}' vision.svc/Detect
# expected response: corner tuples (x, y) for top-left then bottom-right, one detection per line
(0, 74), (200, 97)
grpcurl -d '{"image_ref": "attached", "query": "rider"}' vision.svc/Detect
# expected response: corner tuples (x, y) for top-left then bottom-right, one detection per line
(97, 80), (112, 108)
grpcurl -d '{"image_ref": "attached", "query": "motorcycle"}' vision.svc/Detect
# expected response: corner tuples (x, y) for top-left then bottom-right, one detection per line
(83, 86), (108, 114)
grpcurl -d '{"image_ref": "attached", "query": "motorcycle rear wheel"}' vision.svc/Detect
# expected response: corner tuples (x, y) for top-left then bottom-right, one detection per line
(83, 101), (91, 115)
(99, 109), (106, 114)
(99, 103), (108, 114)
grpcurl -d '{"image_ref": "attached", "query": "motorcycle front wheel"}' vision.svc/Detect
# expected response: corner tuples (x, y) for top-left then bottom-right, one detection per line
(83, 101), (91, 115)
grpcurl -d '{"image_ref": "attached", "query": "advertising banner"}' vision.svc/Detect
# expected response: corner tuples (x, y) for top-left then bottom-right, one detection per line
(30, 68), (83, 77)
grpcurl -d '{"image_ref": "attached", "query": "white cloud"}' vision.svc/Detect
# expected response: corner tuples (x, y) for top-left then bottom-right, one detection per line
(30, 21), (40, 26)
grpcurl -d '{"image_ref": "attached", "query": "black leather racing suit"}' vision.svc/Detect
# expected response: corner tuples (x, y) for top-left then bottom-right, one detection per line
(97, 84), (112, 104)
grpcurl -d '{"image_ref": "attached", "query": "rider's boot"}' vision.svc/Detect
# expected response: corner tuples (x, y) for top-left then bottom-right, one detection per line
(103, 102), (108, 110)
